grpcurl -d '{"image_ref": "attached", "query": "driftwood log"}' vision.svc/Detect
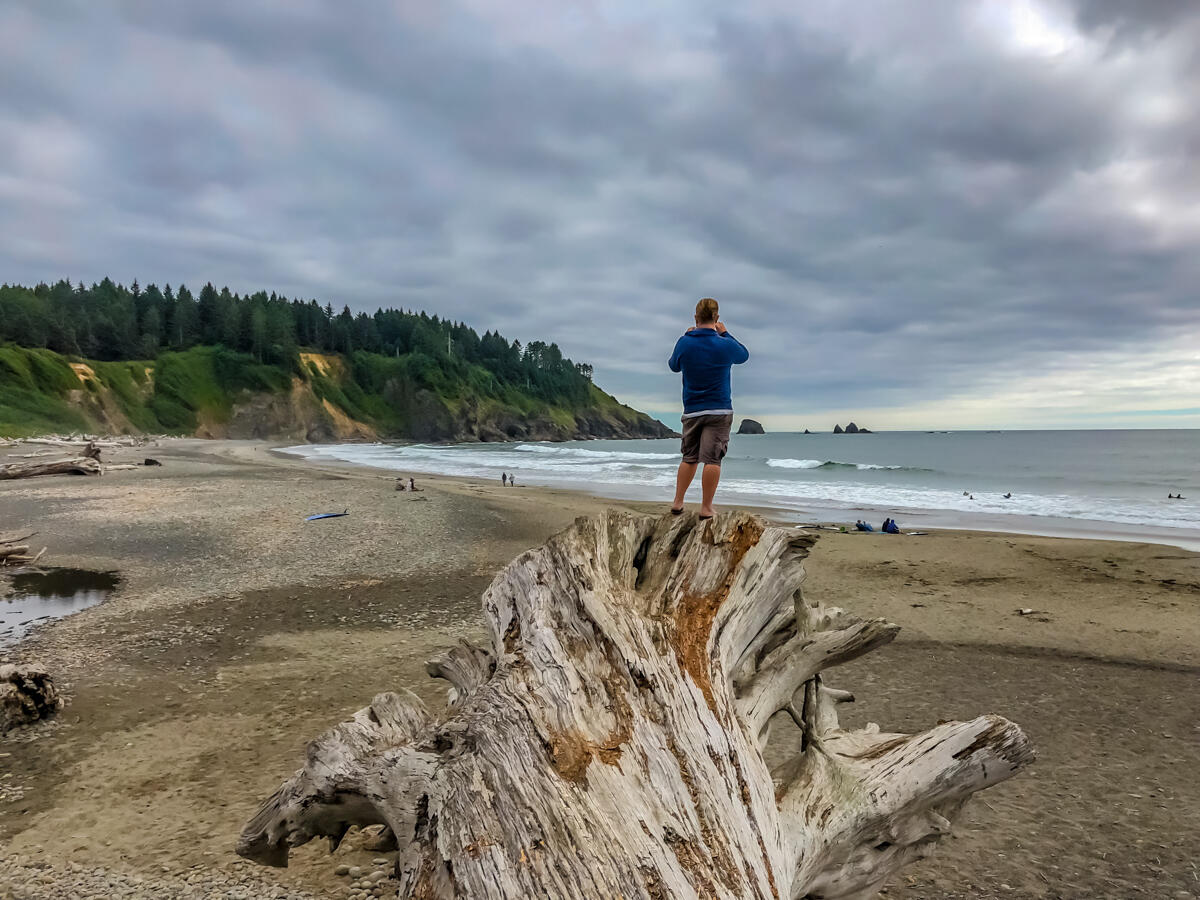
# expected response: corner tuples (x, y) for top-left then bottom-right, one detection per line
(0, 457), (102, 480)
(239, 511), (1033, 898)
(1, 664), (62, 733)
(0, 532), (46, 567)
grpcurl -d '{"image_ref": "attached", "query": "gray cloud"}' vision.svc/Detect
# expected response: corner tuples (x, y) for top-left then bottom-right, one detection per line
(2, 0), (1198, 428)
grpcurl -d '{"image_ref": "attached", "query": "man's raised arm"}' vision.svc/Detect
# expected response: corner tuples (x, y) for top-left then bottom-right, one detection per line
(668, 336), (685, 372)
(722, 331), (750, 364)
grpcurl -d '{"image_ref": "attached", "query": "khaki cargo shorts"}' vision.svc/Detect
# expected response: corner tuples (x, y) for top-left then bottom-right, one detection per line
(680, 414), (733, 465)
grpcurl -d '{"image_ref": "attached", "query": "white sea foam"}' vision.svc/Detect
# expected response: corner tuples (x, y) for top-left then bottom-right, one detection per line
(514, 444), (677, 461)
(284, 436), (1200, 535)
(767, 458), (904, 471)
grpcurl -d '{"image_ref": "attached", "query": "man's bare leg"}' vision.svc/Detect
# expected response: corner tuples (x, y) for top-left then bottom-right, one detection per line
(672, 461), (698, 512)
(699, 464), (721, 517)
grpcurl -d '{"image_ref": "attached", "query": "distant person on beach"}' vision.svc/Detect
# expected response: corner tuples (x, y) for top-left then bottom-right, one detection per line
(668, 297), (749, 519)
(856, 520), (873, 532)
(409, 477), (419, 492)
(502, 473), (507, 486)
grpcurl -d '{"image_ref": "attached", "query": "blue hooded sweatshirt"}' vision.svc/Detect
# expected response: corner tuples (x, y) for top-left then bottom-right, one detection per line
(668, 328), (750, 416)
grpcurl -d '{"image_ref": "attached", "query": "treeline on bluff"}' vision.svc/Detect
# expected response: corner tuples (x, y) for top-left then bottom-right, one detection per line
(0, 278), (673, 442)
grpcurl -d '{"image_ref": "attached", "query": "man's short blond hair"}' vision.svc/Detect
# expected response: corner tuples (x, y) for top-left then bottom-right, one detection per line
(695, 297), (719, 324)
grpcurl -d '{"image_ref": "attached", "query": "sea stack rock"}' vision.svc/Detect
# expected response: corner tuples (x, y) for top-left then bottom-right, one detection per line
(803, 429), (811, 434)
(845, 422), (859, 434)
(833, 424), (844, 434)
(737, 418), (765, 435)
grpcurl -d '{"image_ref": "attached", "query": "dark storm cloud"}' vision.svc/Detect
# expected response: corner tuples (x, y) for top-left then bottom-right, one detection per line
(1065, 0), (1194, 42)
(2, 0), (1198, 427)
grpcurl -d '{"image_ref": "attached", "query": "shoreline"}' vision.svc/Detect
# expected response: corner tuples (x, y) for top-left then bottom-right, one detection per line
(1, 437), (1197, 899)
(275, 441), (1200, 552)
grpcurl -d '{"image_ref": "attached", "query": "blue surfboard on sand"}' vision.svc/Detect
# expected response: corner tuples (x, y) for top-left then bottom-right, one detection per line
(306, 509), (349, 521)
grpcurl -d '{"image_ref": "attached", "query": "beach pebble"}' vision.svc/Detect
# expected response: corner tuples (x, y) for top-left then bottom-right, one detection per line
(372, 858), (388, 866)
(347, 867), (363, 879)
(334, 865), (350, 877)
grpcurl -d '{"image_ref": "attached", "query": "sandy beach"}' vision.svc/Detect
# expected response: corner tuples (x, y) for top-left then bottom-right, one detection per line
(1, 439), (1198, 899)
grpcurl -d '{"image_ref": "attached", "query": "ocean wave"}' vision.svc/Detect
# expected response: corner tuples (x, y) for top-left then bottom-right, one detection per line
(284, 441), (1200, 535)
(515, 443), (678, 461)
(765, 458), (824, 469)
(719, 478), (1200, 531)
(766, 458), (907, 471)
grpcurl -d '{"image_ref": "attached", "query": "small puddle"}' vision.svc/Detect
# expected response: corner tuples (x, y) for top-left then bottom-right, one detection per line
(1, 568), (120, 645)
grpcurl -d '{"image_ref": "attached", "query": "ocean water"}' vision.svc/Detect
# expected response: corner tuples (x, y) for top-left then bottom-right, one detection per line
(286, 430), (1200, 548)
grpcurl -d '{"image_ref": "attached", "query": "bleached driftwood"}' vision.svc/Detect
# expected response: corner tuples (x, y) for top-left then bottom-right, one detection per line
(239, 511), (1033, 898)
(0, 532), (46, 566)
(0, 457), (102, 480)
(15, 436), (141, 448)
(1, 664), (62, 732)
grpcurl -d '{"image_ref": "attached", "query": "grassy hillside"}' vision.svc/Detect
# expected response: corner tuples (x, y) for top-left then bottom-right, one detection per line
(0, 344), (673, 442)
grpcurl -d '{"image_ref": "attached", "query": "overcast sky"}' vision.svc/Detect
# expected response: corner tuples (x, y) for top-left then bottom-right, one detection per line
(3, 0), (1198, 430)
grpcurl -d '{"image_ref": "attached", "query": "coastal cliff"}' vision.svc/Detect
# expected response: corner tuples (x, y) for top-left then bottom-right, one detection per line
(0, 344), (675, 442)
(0, 278), (676, 442)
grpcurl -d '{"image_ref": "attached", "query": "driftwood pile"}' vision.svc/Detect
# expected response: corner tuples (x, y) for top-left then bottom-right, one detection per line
(0, 531), (45, 567)
(0, 436), (161, 480)
(0, 664), (62, 732)
(239, 510), (1033, 899)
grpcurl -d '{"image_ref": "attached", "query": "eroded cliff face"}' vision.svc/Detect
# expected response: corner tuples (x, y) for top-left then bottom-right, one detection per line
(51, 362), (674, 444)
(215, 379), (378, 442)
(369, 389), (676, 444)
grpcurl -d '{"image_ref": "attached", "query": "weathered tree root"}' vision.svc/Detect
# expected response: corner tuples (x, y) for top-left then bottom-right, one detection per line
(1, 664), (63, 732)
(239, 511), (1033, 899)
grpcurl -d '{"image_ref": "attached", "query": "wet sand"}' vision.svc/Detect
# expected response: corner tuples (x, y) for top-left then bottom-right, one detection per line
(1, 439), (1198, 899)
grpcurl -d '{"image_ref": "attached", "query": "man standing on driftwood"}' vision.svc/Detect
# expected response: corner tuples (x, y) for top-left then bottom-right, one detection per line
(668, 297), (749, 519)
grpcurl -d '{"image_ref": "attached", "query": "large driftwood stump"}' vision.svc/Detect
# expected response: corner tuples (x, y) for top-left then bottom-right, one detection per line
(239, 511), (1033, 899)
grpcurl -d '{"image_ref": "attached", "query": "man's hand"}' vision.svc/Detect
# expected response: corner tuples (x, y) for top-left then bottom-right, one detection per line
(715, 321), (727, 334)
